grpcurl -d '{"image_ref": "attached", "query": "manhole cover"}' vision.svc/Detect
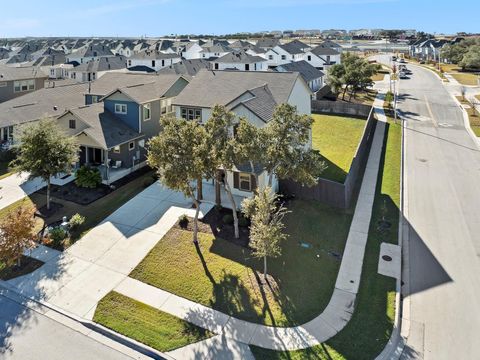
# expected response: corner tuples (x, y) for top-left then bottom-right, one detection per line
(382, 255), (393, 262)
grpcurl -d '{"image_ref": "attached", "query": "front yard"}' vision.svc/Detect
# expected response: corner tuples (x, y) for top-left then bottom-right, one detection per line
(441, 64), (479, 86)
(95, 200), (352, 346)
(312, 114), (367, 183)
(251, 117), (401, 359)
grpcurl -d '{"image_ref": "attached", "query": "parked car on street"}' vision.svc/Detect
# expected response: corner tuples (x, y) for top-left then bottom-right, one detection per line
(399, 71), (408, 79)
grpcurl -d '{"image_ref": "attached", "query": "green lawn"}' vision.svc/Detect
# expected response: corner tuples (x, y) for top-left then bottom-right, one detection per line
(93, 292), (212, 352)
(130, 199), (353, 327)
(451, 73), (479, 86)
(251, 118), (401, 359)
(0, 171), (156, 248)
(312, 114), (367, 183)
(0, 162), (14, 180)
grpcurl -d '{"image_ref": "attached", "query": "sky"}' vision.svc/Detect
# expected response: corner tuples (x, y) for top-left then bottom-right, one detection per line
(0, 0), (478, 38)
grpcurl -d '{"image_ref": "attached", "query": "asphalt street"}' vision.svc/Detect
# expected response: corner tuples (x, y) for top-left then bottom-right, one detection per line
(0, 294), (137, 360)
(381, 56), (480, 359)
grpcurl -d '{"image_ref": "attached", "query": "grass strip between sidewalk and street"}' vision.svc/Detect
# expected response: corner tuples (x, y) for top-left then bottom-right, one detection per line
(93, 291), (212, 352)
(250, 117), (402, 359)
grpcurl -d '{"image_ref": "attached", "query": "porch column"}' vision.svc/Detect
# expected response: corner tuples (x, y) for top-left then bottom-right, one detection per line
(104, 149), (109, 181)
(85, 146), (89, 164)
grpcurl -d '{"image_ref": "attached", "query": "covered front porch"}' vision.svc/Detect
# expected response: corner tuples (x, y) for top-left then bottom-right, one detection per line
(78, 145), (144, 185)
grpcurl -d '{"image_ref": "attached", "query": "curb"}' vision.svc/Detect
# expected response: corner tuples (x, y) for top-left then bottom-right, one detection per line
(373, 70), (408, 360)
(0, 280), (174, 360)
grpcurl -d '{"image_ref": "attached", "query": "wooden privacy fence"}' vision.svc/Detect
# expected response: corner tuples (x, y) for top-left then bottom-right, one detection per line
(280, 105), (376, 209)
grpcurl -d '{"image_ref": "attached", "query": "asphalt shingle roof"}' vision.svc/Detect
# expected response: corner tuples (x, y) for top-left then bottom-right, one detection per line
(69, 103), (142, 149)
(0, 66), (47, 81)
(276, 60), (324, 82)
(173, 69), (299, 109)
(0, 83), (87, 128)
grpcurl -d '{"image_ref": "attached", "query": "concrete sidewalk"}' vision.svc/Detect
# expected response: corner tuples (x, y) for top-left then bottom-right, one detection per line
(110, 90), (390, 351)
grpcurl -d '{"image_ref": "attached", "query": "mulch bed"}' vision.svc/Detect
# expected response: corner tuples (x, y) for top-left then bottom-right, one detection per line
(39, 167), (155, 205)
(0, 256), (44, 281)
(174, 207), (250, 247)
(35, 202), (64, 219)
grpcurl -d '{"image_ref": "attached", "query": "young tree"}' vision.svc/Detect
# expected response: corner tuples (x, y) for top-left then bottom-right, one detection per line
(12, 118), (78, 210)
(0, 206), (36, 267)
(263, 104), (325, 188)
(242, 187), (288, 278)
(147, 116), (213, 244)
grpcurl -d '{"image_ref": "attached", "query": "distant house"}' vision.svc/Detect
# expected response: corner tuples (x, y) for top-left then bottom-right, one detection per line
(303, 45), (341, 70)
(256, 38), (280, 50)
(173, 69), (312, 198)
(66, 45), (115, 64)
(57, 74), (189, 184)
(128, 50), (181, 71)
(199, 44), (231, 59)
(156, 59), (212, 76)
(409, 39), (448, 61)
(275, 60), (325, 95)
(0, 66), (48, 103)
(69, 56), (127, 82)
(211, 51), (267, 71)
(182, 42), (204, 59)
(264, 41), (310, 68)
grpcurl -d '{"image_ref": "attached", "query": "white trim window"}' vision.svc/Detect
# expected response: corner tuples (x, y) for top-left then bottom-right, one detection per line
(113, 146), (121, 153)
(114, 103), (127, 114)
(181, 107), (201, 121)
(128, 141), (135, 151)
(13, 79), (35, 93)
(143, 103), (151, 120)
(239, 173), (251, 191)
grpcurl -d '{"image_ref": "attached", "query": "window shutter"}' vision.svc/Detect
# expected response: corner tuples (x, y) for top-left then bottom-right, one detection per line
(250, 174), (257, 191)
(233, 172), (239, 189)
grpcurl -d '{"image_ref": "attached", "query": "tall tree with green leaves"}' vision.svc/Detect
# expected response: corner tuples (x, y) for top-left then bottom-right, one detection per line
(147, 116), (213, 244)
(204, 105), (257, 239)
(12, 118), (78, 210)
(263, 104), (325, 188)
(242, 187), (289, 278)
(328, 52), (380, 100)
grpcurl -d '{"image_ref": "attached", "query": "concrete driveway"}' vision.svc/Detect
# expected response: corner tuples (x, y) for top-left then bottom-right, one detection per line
(0, 172), (45, 210)
(6, 181), (213, 320)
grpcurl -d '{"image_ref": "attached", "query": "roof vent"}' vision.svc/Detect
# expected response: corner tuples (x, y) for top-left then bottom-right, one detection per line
(53, 105), (58, 111)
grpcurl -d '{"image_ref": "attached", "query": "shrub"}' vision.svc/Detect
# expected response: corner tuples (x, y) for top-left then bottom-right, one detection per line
(222, 214), (234, 225)
(178, 214), (189, 228)
(69, 213), (85, 229)
(49, 227), (67, 248)
(75, 166), (102, 188)
(238, 216), (249, 227)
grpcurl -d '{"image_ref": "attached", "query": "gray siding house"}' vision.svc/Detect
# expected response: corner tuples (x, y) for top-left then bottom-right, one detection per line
(0, 66), (48, 103)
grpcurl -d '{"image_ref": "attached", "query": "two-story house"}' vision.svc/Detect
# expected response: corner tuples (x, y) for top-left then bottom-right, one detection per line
(57, 74), (189, 184)
(303, 45), (341, 70)
(127, 50), (181, 72)
(173, 69), (312, 200)
(275, 60), (325, 96)
(211, 51), (267, 71)
(0, 66), (48, 103)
